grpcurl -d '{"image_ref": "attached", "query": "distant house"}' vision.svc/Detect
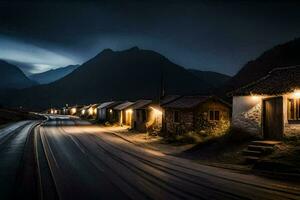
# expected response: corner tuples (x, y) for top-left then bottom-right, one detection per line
(87, 104), (99, 119)
(161, 95), (231, 135)
(79, 105), (91, 118)
(230, 66), (300, 140)
(97, 101), (122, 122)
(68, 105), (84, 116)
(113, 101), (135, 126)
(128, 99), (164, 132)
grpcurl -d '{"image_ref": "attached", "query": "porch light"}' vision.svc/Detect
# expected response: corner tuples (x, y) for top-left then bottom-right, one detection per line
(150, 107), (162, 116)
(109, 109), (113, 114)
(82, 110), (85, 115)
(293, 89), (300, 98)
(250, 93), (260, 100)
(71, 108), (76, 114)
(126, 109), (133, 114)
(88, 108), (93, 115)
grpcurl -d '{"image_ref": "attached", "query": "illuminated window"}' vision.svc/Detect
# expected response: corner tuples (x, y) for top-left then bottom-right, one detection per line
(209, 110), (220, 121)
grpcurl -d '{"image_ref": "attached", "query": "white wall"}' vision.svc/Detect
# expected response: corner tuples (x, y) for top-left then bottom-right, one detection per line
(232, 96), (263, 136)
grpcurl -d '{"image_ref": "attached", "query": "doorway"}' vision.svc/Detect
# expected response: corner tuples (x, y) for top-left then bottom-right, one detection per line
(262, 97), (283, 140)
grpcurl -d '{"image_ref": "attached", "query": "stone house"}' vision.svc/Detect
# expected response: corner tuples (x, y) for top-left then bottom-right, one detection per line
(161, 95), (231, 135)
(230, 66), (300, 140)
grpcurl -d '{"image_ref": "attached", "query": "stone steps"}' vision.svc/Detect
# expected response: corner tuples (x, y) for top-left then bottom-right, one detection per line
(244, 156), (260, 164)
(250, 140), (281, 147)
(242, 149), (262, 157)
(243, 140), (280, 164)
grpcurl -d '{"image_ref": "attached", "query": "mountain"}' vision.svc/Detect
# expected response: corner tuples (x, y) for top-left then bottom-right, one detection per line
(1, 47), (213, 109)
(188, 69), (231, 88)
(29, 65), (80, 84)
(225, 38), (300, 91)
(0, 60), (36, 90)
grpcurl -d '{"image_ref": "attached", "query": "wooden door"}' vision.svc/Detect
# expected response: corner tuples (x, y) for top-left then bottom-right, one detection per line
(263, 97), (283, 139)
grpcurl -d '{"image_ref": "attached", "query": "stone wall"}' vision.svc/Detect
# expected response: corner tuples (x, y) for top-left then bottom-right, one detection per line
(232, 96), (262, 136)
(164, 100), (230, 136)
(194, 101), (230, 136)
(165, 109), (194, 135)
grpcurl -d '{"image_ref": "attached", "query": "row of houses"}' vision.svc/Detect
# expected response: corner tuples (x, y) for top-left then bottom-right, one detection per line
(49, 95), (231, 135)
(49, 66), (300, 140)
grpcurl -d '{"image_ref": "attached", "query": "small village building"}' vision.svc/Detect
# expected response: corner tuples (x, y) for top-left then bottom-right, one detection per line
(68, 105), (84, 116)
(79, 105), (91, 118)
(230, 66), (300, 140)
(85, 104), (99, 119)
(47, 108), (60, 114)
(128, 99), (163, 132)
(113, 101), (135, 126)
(161, 95), (231, 135)
(97, 101), (122, 122)
(62, 106), (69, 115)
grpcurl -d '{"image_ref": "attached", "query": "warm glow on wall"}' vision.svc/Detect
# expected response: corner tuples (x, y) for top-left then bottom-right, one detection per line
(82, 109), (85, 115)
(94, 108), (97, 115)
(126, 109), (133, 114)
(150, 106), (162, 116)
(250, 94), (260, 101)
(293, 89), (300, 98)
(71, 108), (76, 115)
(88, 107), (94, 115)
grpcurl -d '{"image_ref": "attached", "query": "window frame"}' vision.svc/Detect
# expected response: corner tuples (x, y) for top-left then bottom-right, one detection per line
(287, 98), (300, 123)
(208, 110), (221, 121)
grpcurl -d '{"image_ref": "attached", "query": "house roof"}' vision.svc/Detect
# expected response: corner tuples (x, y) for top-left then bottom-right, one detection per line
(162, 95), (210, 109)
(80, 105), (91, 110)
(114, 101), (134, 110)
(160, 95), (181, 106)
(130, 100), (152, 109)
(229, 66), (300, 96)
(97, 102), (115, 109)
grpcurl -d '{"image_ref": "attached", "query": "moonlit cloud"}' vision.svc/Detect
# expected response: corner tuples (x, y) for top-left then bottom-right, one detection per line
(0, 35), (77, 73)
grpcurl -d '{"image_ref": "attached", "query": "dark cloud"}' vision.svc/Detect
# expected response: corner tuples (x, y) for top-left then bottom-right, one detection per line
(0, 0), (300, 75)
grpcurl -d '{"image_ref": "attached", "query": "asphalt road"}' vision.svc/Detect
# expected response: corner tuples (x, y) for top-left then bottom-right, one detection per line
(0, 116), (300, 200)
(0, 120), (40, 199)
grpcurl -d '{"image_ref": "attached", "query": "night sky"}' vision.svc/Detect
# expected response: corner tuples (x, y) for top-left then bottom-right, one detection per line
(0, 0), (300, 75)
